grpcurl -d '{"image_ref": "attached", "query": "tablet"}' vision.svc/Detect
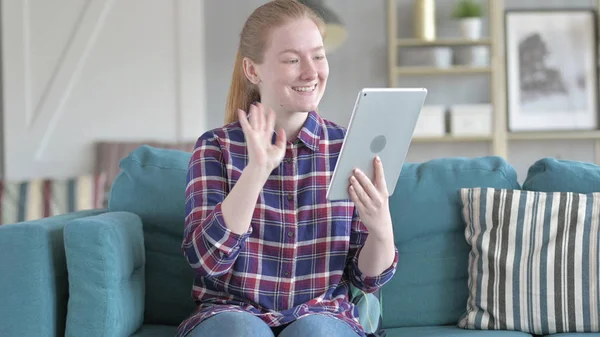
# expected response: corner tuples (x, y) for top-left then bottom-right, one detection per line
(326, 87), (428, 201)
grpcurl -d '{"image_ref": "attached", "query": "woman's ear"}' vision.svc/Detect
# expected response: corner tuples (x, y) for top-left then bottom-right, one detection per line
(242, 57), (261, 85)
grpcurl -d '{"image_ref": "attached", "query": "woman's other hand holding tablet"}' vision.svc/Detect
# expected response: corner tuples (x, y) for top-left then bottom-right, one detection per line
(349, 156), (396, 277)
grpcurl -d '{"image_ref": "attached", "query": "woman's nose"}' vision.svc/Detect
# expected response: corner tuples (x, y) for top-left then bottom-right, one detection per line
(300, 60), (317, 80)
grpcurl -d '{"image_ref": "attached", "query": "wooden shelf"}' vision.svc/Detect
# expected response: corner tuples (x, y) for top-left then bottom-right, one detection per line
(508, 130), (600, 140)
(413, 135), (493, 143)
(396, 65), (491, 75)
(387, 0), (514, 158)
(389, 0), (600, 163)
(396, 38), (492, 47)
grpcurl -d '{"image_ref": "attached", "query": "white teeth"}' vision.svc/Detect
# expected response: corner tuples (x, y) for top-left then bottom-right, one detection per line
(293, 84), (316, 92)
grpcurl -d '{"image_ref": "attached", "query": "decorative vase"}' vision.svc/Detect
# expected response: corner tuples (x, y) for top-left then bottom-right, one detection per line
(431, 47), (452, 68)
(459, 17), (482, 40)
(413, 0), (436, 41)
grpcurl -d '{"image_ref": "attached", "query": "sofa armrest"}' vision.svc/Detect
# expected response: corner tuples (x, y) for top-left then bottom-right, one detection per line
(0, 209), (107, 337)
(64, 211), (145, 337)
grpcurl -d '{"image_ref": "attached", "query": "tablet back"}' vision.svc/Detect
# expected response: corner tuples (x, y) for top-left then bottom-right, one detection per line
(326, 88), (428, 201)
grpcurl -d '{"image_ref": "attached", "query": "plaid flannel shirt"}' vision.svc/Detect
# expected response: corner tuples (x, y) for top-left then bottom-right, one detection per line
(177, 110), (398, 337)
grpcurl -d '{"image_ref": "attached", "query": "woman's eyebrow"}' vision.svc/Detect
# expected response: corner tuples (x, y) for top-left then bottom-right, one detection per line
(278, 46), (325, 55)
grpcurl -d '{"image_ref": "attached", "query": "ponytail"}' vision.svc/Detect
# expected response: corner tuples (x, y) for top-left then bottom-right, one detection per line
(225, 49), (260, 124)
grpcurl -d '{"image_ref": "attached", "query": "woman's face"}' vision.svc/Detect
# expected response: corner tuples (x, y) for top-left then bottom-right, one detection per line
(245, 17), (329, 115)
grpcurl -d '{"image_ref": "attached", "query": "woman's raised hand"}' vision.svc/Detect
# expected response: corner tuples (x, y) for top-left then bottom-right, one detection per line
(238, 103), (287, 176)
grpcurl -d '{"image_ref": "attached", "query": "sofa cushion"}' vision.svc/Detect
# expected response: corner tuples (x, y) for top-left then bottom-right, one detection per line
(385, 325), (533, 337)
(109, 145), (196, 325)
(94, 141), (195, 206)
(458, 187), (600, 335)
(64, 212), (146, 337)
(0, 209), (106, 337)
(523, 158), (600, 193)
(382, 156), (520, 328)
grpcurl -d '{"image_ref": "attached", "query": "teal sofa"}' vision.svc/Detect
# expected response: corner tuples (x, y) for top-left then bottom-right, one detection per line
(1, 144), (599, 337)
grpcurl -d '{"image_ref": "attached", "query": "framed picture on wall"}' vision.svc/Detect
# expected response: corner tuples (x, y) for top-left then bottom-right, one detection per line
(505, 9), (599, 132)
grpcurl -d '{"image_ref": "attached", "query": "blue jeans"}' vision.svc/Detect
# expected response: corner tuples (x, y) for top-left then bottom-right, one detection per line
(187, 311), (360, 337)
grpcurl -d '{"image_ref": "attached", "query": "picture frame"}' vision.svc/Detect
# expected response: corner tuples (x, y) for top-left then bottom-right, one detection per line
(505, 9), (599, 132)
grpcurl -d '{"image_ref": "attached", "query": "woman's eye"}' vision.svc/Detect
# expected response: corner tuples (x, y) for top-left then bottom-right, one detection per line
(286, 59), (299, 64)
(315, 55), (325, 60)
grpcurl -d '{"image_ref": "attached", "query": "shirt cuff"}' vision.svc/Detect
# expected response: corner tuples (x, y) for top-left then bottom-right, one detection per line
(351, 246), (399, 293)
(203, 203), (253, 257)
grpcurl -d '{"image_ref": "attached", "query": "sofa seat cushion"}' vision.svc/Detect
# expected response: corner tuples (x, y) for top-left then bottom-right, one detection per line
(131, 324), (177, 337)
(385, 325), (533, 337)
(382, 156), (520, 328)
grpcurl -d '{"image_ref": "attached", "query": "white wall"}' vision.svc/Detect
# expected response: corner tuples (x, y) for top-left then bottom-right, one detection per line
(1, 0), (206, 181)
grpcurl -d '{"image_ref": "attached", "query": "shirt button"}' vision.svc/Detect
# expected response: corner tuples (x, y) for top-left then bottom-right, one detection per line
(284, 271), (291, 277)
(287, 194), (293, 201)
(287, 231), (294, 237)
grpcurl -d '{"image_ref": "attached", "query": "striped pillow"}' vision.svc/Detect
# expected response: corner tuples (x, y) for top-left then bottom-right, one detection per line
(0, 174), (106, 225)
(458, 187), (600, 335)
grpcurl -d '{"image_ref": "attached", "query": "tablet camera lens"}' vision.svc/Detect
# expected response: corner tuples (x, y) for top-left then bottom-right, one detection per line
(370, 135), (387, 153)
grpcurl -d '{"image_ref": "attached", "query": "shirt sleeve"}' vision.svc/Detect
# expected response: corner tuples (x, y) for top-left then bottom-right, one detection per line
(181, 132), (253, 278)
(346, 207), (399, 293)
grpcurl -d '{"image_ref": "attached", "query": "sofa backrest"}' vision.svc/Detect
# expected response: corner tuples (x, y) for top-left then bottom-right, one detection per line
(381, 156), (520, 329)
(108, 145), (524, 330)
(108, 145), (196, 326)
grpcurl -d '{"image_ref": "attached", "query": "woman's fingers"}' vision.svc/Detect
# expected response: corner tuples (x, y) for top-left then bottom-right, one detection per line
(349, 184), (366, 211)
(238, 109), (250, 133)
(245, 103), (279, 137)
(275, 127), (286, 149)
(350, 175), (371, 204)
(266, 107), (275, 134)
(243, 104), (284, 164)
(374, 157), (388, 195)
(353, 169), (379, 200)
(257, 103), (265, 131)
(247, 104), (257, 131)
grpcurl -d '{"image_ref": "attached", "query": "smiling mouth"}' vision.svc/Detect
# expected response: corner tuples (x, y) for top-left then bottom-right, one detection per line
(292, 84), (317, 92)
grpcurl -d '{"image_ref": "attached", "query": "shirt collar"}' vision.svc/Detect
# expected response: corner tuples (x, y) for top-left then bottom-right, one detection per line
(269, 110), (322, 152)
(295, 110), (322, 152)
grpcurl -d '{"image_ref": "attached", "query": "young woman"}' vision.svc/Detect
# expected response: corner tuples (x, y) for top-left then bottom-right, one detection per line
(178, 1), (398, 336)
